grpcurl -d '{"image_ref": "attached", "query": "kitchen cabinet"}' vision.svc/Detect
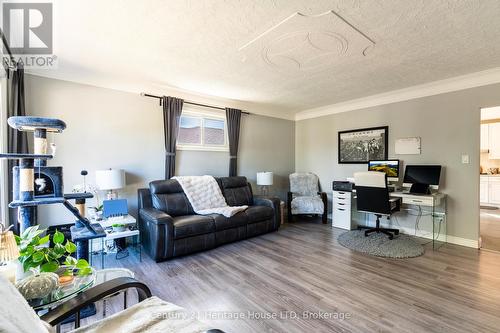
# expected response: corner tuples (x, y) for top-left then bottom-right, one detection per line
(480, 176), (489, 203)
(488, 177), (500, 204)
(481, 123), (489, 151)
(488, 123), (500, 159)
(481, 175), (500, 206)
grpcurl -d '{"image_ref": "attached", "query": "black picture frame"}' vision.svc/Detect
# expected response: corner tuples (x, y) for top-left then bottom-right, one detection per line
(338, 126), (388, 164)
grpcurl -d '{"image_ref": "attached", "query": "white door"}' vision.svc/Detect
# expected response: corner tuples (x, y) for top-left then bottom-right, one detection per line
(488, 123), (500, 159)
(481, 124), (489, 151)
(480, 177), (489, 203)
(488, 178), (500, 205)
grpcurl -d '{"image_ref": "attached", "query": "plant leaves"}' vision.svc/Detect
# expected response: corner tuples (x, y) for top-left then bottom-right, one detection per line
(53, 230), (65, 244)
(38, 235), (50, 245)
(41, 261), (59, 272)
(21, 225), (38, 239)
(65, 241), (77, 254)
(54, 243), (66, 255)
(23, 258), (34, 272)
(32, 252), (44, 263)
(64, 256), (78, 266)
(75, 259), (89, 269)
(77, 267), (92, 276)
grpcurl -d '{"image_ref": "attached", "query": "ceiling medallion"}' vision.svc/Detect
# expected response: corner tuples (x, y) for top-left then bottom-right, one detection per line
(239, 10), (375, 72)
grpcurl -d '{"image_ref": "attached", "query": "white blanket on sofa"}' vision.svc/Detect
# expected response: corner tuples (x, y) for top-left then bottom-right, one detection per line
(173, 175), (247, 217)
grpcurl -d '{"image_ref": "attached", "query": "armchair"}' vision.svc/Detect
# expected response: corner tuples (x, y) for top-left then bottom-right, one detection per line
(287, 173), (328, 224)
(354, 171), (401, 239)
(0, 275), (224, 333)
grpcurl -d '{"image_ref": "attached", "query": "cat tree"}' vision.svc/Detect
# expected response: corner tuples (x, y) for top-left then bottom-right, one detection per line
(0, 116), (105, 260)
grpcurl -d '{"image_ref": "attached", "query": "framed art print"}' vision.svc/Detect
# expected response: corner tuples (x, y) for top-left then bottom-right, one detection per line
(338, 126), (388, 164)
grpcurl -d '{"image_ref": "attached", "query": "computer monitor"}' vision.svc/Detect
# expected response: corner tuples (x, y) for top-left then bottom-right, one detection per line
(403, 165), (442, 190)
(368, 160), (400, 181)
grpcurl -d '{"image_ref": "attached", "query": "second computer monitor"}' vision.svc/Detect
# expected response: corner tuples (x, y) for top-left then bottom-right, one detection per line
(368, 160), (400, 181)
(403, 165), (442, 190)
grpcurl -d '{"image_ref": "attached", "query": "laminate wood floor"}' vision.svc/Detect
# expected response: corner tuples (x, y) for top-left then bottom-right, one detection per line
(62, 221), (500, 333)
(480, 209), (500, 252)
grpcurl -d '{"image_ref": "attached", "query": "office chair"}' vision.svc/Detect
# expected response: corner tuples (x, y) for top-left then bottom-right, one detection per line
(354, 171), (401, 240)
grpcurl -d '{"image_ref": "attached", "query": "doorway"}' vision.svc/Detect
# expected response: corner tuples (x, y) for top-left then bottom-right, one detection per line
(480, 106), (500, 251)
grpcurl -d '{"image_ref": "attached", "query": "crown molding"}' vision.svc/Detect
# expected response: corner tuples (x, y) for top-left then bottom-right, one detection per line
(295, 67), (500, 121)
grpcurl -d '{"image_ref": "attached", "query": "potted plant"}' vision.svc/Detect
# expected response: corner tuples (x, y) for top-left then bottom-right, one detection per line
(112, 223), (127, 232)
(15, 226), (92, 299)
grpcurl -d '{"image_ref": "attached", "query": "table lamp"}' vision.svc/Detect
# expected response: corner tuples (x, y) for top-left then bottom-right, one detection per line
(257, 171), (273, 196)
(96, 169), (125, 200)
(0, 225), (19, 283)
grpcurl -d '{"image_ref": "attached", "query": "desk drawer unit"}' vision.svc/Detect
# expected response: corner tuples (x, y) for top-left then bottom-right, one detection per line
(332, 190), (355, 230)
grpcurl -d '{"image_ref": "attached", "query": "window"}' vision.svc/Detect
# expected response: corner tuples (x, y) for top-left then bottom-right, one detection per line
(177, 109), (228, 151)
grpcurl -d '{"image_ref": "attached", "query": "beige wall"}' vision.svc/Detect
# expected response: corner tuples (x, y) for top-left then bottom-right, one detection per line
(296, 83), (500, 242)
(25, 75), (294, 226)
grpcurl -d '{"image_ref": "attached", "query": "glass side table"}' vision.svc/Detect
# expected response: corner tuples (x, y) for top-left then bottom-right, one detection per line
(30, 268), (135, 331)
(30, 268), (97, 311)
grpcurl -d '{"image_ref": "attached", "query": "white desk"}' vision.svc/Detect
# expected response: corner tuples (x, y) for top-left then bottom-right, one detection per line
(390, 191), (445, 208)
(333, 189), (447, 249)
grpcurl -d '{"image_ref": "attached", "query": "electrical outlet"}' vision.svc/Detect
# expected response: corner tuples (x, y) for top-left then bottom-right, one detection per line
(461, 154), (470, 164)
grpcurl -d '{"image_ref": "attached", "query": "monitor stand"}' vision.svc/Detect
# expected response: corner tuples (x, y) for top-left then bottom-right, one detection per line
(409, 183), (430, 194)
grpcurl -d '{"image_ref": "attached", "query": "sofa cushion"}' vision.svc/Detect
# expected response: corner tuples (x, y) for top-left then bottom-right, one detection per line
(209, 212), (248, 231)
(244, 205), (274, 223)
(172, 215), (215, 239)
(150, 180), (194, 216)
(220, 176), (254, 206)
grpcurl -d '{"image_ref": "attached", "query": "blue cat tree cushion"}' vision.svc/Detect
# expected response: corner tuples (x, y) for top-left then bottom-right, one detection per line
(8, 116), (66, 132)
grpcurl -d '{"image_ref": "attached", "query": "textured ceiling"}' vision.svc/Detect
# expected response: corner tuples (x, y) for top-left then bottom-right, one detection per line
(27, 0), (500, 119)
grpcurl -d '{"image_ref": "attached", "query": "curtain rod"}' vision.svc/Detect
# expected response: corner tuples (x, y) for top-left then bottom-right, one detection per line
(140, 93), (250, 115)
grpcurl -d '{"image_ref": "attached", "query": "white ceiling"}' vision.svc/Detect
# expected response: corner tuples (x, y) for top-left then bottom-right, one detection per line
(27, 0), (500, 119)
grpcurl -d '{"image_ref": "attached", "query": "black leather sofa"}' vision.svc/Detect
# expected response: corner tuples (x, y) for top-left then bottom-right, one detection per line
(138, 176), (281, 262)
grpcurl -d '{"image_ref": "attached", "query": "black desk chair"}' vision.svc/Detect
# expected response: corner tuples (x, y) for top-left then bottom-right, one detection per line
(354, 171), (401, 240)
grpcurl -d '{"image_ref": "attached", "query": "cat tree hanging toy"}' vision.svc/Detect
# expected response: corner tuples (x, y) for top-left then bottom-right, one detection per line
(0, 116), (105, 260)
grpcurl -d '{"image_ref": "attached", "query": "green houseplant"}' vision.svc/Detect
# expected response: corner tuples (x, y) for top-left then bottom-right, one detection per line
(15, 225), (92, 276)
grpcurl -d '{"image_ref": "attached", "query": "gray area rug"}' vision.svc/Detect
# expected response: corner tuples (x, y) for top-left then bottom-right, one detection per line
(338, 230), (424, 258)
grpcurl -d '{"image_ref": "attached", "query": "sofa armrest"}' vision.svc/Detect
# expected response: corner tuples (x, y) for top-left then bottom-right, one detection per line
(138, 208), (174, 261)
(139, 207), (174, 226)
(254, 196), (281, 230)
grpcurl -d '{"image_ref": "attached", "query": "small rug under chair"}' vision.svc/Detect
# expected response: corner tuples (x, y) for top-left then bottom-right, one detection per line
(338, 230), (424, 258)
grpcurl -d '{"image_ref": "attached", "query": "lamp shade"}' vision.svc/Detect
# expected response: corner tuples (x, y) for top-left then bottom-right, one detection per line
(256, 172), (273, 186)
(0, 230), (19, 263)
(95, 169), (125, 190)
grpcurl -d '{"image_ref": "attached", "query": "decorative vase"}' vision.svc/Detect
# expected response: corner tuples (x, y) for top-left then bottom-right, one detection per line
(16, 272), (59, 300)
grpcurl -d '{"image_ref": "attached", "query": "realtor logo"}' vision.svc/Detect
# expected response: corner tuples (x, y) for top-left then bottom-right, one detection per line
(3, 2), (53, 54)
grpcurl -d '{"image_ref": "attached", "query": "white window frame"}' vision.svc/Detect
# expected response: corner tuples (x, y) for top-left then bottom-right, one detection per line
(176, 107), (229, 152)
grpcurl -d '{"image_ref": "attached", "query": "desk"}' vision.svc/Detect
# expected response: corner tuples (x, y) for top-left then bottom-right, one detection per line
(390, 191), (447, 249)
(333, 189), (447, 249)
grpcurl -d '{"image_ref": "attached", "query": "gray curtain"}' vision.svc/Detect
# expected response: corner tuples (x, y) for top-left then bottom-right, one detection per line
(6, 64), (29, 228)
(225, 108), (242, 177)
(162, 96), (183, 179)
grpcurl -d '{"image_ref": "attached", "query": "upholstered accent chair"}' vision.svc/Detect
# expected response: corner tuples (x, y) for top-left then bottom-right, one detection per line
(287, 173), (328, 223)
(0, 275), (224, 333)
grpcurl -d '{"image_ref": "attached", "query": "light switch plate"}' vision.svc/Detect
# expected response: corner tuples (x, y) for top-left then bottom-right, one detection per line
(462, 154), (470, 164)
